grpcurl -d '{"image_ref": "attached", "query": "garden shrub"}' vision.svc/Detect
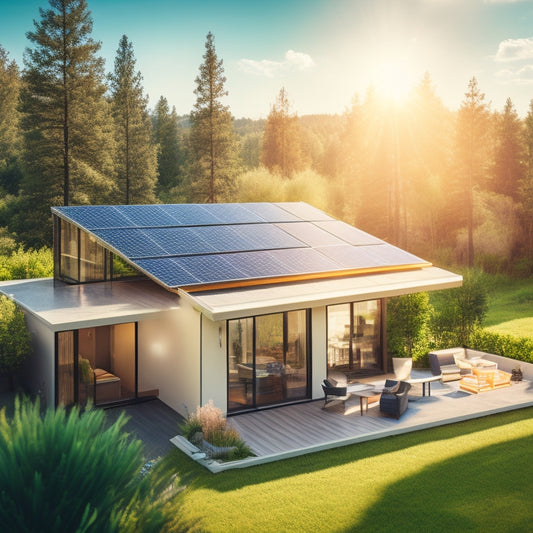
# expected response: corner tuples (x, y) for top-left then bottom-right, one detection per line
(180, 400), (253, 460)
(469, 327), (533, 364)
(387, 292), (432, 365)
(0, 246), (53, 280)
(0, 295), (31, 378)
(0, 398), (170, 533)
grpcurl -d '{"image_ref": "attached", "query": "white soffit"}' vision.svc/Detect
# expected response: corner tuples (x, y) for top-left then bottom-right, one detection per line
(0, 278), (180, 331)
(180, 266), (462, 321)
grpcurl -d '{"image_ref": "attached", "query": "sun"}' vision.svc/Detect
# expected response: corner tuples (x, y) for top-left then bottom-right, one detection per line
(371, 58), (416, 103)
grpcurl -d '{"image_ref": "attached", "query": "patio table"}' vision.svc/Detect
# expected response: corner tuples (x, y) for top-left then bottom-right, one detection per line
(350, 389), (381, 415)
(406, 374), (442, 397)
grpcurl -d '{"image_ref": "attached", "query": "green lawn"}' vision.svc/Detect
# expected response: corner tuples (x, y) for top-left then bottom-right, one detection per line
(484, 276), (533, 338)
(156, 407), (533, 532)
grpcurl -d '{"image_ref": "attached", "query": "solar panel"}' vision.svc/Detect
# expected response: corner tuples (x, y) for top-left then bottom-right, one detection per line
(315, 245), (384, 269)
(200, 203), (264, 224)
(159, 204), (221, 225)
(92, 228), (166, 258)
(275, 222), (346, 247)
(134, 257), (201, 287)
(141, 227), (217, 256)
(173, 254), (247, 284)
(242, 203), (301, 222)
(275, 202), (334, 221)
(315, 220), (383, 246)
(267, 248), (340, 275)
(53, 202), (430, 290)
(115, 205), (178, 227)
(233, 224), (307, 250)
(55, 206), (131, 229)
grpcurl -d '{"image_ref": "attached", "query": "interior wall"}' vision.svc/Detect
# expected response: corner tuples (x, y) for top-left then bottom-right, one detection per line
(200, 315), (227, 414)
(110, 323), (135, 395)
(311, 306), (327, 400)
(137, 302), (201, 418)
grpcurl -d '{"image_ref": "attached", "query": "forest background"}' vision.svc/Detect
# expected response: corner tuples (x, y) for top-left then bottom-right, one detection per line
(1, 0), (533, 280)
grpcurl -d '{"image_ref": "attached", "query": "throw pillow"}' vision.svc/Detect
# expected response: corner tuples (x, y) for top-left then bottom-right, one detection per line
(382, 381), (400, 394)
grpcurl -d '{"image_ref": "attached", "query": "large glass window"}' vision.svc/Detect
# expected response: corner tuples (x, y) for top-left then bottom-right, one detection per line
(327, 300), (382, 378)
(56, 324), (137, 407)
(228, 310), (310, 413)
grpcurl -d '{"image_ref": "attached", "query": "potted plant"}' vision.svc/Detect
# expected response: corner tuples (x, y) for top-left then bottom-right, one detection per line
(511, 365), (523, 382)
(387, 293), (432, 380)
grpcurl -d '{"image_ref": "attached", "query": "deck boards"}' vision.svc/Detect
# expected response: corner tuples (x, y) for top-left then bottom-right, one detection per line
(228, 379), (533, 458)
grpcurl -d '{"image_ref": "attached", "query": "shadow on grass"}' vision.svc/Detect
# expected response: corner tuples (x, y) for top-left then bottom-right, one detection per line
(350, 433), (533, 532)
(160, 406), (533, 496)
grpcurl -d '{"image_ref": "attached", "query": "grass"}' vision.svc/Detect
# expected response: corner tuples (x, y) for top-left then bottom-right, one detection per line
(484, 276), (533, 338)
(155, 407), (533, 532)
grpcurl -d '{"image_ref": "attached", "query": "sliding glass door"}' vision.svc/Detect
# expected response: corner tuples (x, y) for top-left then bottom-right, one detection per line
(56, 323), (137, 407)
(227, 310), (310, 413)
(327, 300), (382, 377)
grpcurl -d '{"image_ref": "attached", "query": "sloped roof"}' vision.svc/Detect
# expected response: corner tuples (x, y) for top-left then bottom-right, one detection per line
(52, 202), (431, 292)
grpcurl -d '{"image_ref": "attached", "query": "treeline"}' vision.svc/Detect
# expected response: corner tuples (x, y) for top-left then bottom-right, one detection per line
(1, 0), (533, 277)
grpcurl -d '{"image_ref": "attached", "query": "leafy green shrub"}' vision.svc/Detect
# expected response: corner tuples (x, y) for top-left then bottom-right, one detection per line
(470, 328), (533, 364)
(0, 398), (170, 532)
(0, 246), (53, 280)
(387, 292), (432, 365)
(430, 268), (489, 346)
(0, 296), (31, 377)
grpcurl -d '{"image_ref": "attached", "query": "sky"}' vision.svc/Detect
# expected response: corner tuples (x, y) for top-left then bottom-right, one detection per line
(2, 0), (533, 119)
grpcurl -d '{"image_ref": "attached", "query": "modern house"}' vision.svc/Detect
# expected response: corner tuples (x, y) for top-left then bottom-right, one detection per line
(0, 202), (462, 417)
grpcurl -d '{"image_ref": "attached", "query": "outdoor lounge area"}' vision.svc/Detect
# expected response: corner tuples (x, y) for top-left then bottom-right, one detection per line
(172, 352), (533, 472)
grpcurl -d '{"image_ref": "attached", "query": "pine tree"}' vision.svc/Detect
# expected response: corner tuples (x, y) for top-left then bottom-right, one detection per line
(261, 87), (304, 178)
(519, 100), (533, 261)
(493, 97), (524, 200)
(189, 32), (237, 203)
(0, 45), (22, 195)
(455, 77), (490, 267)
(109, 35), (157, 204)
(152, 95), (182, 193)
(18, 0), (116, 245)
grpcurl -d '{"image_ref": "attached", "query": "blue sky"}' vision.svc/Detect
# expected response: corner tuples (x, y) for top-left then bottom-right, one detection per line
(2, 0), (533, 118)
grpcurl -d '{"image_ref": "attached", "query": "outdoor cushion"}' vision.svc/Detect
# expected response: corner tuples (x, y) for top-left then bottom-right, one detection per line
(382, 381), (400, 394)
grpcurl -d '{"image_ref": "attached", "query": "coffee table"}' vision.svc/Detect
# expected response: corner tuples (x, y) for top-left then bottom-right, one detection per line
(406, 374), (442, 396)
(351, 389), (381, 415)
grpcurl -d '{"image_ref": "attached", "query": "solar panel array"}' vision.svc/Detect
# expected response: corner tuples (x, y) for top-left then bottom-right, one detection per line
(52, 203), (429, 290)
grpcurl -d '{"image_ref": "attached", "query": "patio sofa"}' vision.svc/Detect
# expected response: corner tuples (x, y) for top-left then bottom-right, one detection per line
(428, 348), (463, 382)
(379, 379), (411, 419)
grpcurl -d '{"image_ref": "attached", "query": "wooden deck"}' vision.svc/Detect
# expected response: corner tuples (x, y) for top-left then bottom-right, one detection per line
(227, 375), (533, 460)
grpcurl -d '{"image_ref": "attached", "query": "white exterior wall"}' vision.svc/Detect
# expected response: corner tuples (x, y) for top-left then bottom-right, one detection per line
(137, 300), (201, 418)
(200, 315), (228, 414)
(311, 306), (328, 399)
(22, 313), (55, 408)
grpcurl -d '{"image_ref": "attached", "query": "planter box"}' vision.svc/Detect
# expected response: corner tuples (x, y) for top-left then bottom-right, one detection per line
(201, 439), (237, 459)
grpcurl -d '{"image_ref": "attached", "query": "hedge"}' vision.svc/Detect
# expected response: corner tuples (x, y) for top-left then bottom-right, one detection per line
(469, 327), (533, 364)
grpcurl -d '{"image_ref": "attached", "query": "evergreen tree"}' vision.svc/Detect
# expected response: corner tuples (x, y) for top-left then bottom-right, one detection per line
(261, 87), (304, 178)
(152, 95), (182, 193)
(492, 97), (524, 200)
(189, 32), (237, 203)
(18, 0), (116, 245)
(0, 45), (22, 195)
(519, 100), (533, 262)
(455, 77), (490, 267)
(109, 35), (157, 204)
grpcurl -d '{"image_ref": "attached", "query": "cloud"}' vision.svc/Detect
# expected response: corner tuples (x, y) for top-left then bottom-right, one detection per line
(494, 64), (533, 84)
(238, 50), (315, 77)
(495, 37), (533, 61)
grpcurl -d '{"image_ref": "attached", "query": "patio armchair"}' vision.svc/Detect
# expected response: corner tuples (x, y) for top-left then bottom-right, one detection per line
(428, 350), (462, 382)
(321, 379), (351, 411)
(379, 379), (411, 419)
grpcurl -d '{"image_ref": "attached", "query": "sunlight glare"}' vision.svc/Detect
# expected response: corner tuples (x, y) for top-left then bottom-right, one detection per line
(372, 59), (415, 104)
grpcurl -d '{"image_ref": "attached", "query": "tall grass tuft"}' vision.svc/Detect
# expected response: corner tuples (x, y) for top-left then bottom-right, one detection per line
(0, 397), (170, 532)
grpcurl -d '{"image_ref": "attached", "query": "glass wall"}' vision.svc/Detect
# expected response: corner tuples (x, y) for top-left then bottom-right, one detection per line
(227, 310), (310, 413)
(54, 216), (137, 284)
(56, 323), (137, 406)
(327, 300), (382, 377)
